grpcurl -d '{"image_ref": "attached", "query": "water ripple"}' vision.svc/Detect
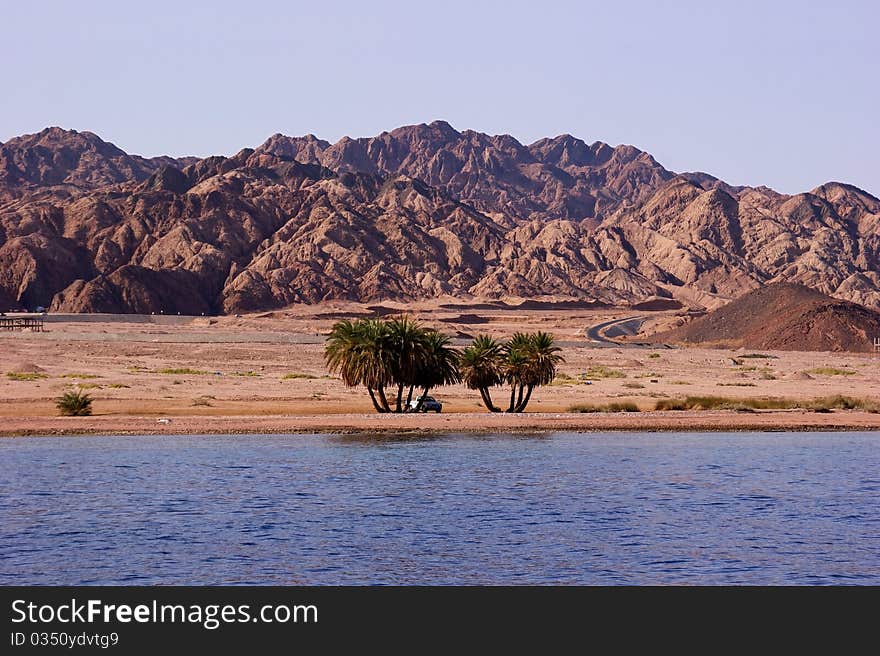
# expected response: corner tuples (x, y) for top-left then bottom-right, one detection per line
(1, 431), (878, 585)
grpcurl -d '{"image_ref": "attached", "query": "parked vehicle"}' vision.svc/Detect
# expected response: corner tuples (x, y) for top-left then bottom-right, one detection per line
(409, 395), (442, 413)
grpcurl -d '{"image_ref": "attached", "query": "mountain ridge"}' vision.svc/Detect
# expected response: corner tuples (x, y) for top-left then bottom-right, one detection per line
(0, 123), (878, 314)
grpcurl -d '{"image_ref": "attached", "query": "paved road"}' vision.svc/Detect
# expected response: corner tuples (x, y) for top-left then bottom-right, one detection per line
(585, 315), (646, 344)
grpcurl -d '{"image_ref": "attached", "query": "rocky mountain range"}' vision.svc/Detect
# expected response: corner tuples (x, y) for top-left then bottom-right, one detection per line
(1, 122), (878, 314)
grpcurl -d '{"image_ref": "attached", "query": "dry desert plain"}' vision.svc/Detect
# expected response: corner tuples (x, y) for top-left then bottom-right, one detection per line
(3, 299), (880, 436)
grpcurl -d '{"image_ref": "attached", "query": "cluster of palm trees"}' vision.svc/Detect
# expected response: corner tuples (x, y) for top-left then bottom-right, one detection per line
(459, 332), (562, 412)
(324, 316), (563, 413)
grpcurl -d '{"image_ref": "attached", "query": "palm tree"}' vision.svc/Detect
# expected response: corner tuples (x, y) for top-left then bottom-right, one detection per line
(512, 331), (563, 412)
(459, 335), (504, 412)
(386, 316), (431, 412)
(324, 318), (394, 412)
(408, 330), (461, 412)
(460, 331), (563, 413)
(503, 332), (533, 412)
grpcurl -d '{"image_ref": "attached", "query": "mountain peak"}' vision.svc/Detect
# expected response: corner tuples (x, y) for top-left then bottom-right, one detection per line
(0, 127), (152, 187)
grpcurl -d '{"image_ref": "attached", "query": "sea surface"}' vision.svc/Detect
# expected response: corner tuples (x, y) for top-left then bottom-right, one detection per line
(1, 432), (878, 585)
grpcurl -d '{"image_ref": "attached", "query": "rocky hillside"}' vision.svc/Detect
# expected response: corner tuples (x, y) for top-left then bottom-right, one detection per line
(0, 122), (878, 314)
(652, 283), (880, 352)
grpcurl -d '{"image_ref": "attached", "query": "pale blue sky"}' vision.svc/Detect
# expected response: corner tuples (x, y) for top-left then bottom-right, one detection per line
(3, 0), (877, 195)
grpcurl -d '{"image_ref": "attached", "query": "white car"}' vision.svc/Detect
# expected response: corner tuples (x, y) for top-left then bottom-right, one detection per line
(408, 395), (442, 413)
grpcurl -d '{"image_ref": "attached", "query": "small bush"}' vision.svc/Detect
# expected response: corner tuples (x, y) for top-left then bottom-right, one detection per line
(6, 372), (48, 381)
(282, 372), (318, 380)
(670, 380), (691, 385)
(806, 367), (857, 376)
(654, 398), (690, 411)
(652, 395), (880, 413)
(107, 383), (131, 389)
(551, 372), (577, 386)
(569, 402), (640, 413)
(740, 353), (777, 359)
(61, 373), (101, 379)
(807, 395), (880, 413)
(622, 382), (645, 389)
(231, 371), (261, 377)
(718, 382), (757, 387)
(56, 389), (93, 416)
(580, 366), (626, 379)
(654, 396), (796, 411)
(156, 368), (207, 375)
(191, 397), (213, 407)
(648, 353), (661, 359)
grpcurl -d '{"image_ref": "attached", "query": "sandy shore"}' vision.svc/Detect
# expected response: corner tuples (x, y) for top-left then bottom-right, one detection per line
(4, 410), (880, 437)
(3, 301), (880, 436)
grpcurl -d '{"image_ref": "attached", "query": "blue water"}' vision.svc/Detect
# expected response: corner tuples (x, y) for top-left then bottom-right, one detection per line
(1, 432), (878, 585)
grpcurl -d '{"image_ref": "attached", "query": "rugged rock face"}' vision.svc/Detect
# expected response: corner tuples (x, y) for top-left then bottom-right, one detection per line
(256, 121), (674, 223)
(652, 283), (880, 352)
(0, 123), (878, 314)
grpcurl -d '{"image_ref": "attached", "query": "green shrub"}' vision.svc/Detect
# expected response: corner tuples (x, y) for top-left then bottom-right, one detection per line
(156, 368), (207, 375)
(580, 366), (626, 380)
(653, 395), (880, 413)
(281, 372), (318, 380)
(806, 367), (856, 376)
(569, 401), (640, 413)
(56, 389), (93, 416)
(655, 396), (796, 411)
(6, 372), (48, 381)
(807, 395), (880, 413)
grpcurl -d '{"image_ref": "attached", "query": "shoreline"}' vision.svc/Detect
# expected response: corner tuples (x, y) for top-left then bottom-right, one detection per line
(5, 311), (880, 439)
(4, 410), (880, 437)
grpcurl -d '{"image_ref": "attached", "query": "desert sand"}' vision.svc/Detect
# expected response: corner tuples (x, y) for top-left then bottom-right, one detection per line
(3, 301), (880, 436)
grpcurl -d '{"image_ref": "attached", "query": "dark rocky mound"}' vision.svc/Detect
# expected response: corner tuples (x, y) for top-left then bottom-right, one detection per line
(654, 283), (880, 352)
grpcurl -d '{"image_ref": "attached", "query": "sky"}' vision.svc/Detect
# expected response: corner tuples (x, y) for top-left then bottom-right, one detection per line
(2, 0), (878, 195)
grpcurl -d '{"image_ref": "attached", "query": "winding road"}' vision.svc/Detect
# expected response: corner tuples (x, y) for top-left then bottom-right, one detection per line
(585, 315), (647, 345)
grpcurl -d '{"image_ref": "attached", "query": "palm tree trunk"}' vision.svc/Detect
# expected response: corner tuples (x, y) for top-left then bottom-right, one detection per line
(507, 384), (517, 413)
(395, 383), (405, 413)
(367, 386), (385, 413)
(376, 386), (392, 413)
(514, 383), (526, 412)
(515, 384), (534, 413)
(479, 387), (501, 413)
(413, 385), (430, 412)
(405, 384), (416, 412)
